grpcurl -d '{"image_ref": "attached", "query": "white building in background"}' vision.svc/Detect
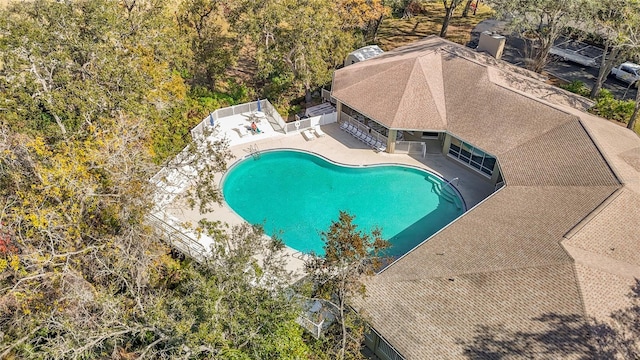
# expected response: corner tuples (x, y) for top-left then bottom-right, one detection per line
(344, 45), (384, 67)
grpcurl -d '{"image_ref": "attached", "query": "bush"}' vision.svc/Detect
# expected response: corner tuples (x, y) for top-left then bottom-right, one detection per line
(560, 80), (590, 97)
(589, 89), (635, 123)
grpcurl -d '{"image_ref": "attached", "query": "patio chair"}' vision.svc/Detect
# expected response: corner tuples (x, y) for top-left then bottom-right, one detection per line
(233, 126), (249, 137)
(314, 125), (326, 137)
(340, 122), (349, 130)
(302, 129), (316, 141)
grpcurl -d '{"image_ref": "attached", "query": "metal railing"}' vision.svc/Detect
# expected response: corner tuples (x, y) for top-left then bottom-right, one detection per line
(147, 213), (207, 263)
(296, 315), (324, 339)
(394, 141), (426, 158)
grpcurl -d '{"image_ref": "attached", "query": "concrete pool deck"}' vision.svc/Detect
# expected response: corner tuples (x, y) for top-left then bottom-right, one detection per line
(160, 121), (496, 276)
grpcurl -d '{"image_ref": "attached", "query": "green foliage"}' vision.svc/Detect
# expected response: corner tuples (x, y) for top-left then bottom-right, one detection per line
(0, 0), (312, 358)
(305, 211), (390, 360)
(589, 89), (636, 123)
(241, 0), (357, 102)
(560, 80), (591, 97)
(491, 0), (590, 73)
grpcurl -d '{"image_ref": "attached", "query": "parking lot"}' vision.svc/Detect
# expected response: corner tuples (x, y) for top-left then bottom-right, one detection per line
(470, 21), (638, 101)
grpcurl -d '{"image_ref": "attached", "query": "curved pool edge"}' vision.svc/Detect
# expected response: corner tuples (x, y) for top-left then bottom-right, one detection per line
(219, 148), (469, 258)
(220, 147), (467, 212)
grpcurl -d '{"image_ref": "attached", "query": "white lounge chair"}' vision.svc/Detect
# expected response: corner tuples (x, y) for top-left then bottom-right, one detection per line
(340, 122), (348, 130)
(302, 129), (316, 141)
(233, 126), (249, 137)
(314, 125), (326, 137)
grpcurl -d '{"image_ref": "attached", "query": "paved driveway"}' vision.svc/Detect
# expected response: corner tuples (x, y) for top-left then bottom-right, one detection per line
(470, 20), (637, 101)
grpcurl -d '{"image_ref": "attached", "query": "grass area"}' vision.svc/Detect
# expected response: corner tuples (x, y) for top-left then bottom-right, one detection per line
(376, 2), (494, 50)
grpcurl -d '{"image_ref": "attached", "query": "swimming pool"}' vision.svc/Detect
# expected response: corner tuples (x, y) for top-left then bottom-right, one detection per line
(222, 149), (465, 257)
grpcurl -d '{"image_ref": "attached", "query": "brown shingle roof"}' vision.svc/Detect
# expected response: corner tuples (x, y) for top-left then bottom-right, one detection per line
(375, 185), (617, 283)
(356, 264), (587, 359)
(563, 189), (640, 267)
(498, 120), (619, 186)
(333, 36), (640, 359)
(332, 50), (446, 130)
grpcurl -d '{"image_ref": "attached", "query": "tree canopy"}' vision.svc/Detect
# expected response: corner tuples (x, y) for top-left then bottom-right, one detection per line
(490, 0), (591, 73)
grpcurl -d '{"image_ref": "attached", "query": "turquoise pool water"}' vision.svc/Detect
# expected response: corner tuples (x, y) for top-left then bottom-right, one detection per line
(222, 150), (465, 257)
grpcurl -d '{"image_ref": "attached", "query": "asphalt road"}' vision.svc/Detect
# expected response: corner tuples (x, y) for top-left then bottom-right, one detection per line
(470, 20), (637, 101)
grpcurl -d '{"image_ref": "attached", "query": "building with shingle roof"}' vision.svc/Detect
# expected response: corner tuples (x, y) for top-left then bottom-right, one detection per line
(330, 36), (640, 359)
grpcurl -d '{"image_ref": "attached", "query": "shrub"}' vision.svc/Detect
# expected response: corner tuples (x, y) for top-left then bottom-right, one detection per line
(560, 80), (590, 97)
(589, 89), (635, 123)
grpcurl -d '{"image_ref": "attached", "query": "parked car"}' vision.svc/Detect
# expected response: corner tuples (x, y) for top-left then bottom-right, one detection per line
(610, 62), (640, 86)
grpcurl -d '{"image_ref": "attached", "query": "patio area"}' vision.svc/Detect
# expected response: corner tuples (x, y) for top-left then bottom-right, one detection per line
(159, 117), (497, 275)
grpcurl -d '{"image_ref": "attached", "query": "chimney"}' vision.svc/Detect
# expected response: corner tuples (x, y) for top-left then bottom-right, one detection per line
(477, 31), (506, 60)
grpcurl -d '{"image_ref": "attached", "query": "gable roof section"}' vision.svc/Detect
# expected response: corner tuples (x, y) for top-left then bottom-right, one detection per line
(498, 120), (620, 186)
(356, 264), (587, 359)
(371, 185), (618, 283)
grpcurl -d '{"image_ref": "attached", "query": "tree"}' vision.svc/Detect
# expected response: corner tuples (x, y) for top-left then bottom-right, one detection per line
(461, 0), (475, 17)
(628, 81), (640, 130)
(0, 0), (312, 357)
(176, 0), (242, 88)
(304, 211), (389, 360)
(241, 0), (356, 104)
(336, 0), (391, 41)
(588, 0), (640, 98)
(490, 0), (590, 73)
(438, 0), (466, 38)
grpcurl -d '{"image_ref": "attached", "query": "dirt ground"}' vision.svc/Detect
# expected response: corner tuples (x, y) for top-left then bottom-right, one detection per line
(375, 2), (494, 50)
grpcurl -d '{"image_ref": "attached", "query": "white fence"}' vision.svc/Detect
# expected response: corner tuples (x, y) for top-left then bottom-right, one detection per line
(321, 88), (336, 104)
(262, 100), (287, 132)
(395, 141), (427, 158)
(284, 112), (337, 133)
(190, 100), (280, 139)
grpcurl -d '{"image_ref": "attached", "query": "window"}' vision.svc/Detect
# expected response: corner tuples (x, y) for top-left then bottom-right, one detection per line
(621, 65), (639, 76)
(422, 131), (439, 139)
(448, 137), (496, 177)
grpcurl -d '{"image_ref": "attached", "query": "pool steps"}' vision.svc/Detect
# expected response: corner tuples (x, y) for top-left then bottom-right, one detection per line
(429, 177), (463, 210)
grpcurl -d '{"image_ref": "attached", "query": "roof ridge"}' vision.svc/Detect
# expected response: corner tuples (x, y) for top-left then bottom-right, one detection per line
(375, 260), (576, 284)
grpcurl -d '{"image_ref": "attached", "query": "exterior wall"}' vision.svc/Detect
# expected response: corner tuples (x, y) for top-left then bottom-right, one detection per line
(490, 161), (502, 185)
(442, 133), (501, 188)
(442, 133), (453, 155)
(365, 329), (405, 360)
(344, 54), (359, 67)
